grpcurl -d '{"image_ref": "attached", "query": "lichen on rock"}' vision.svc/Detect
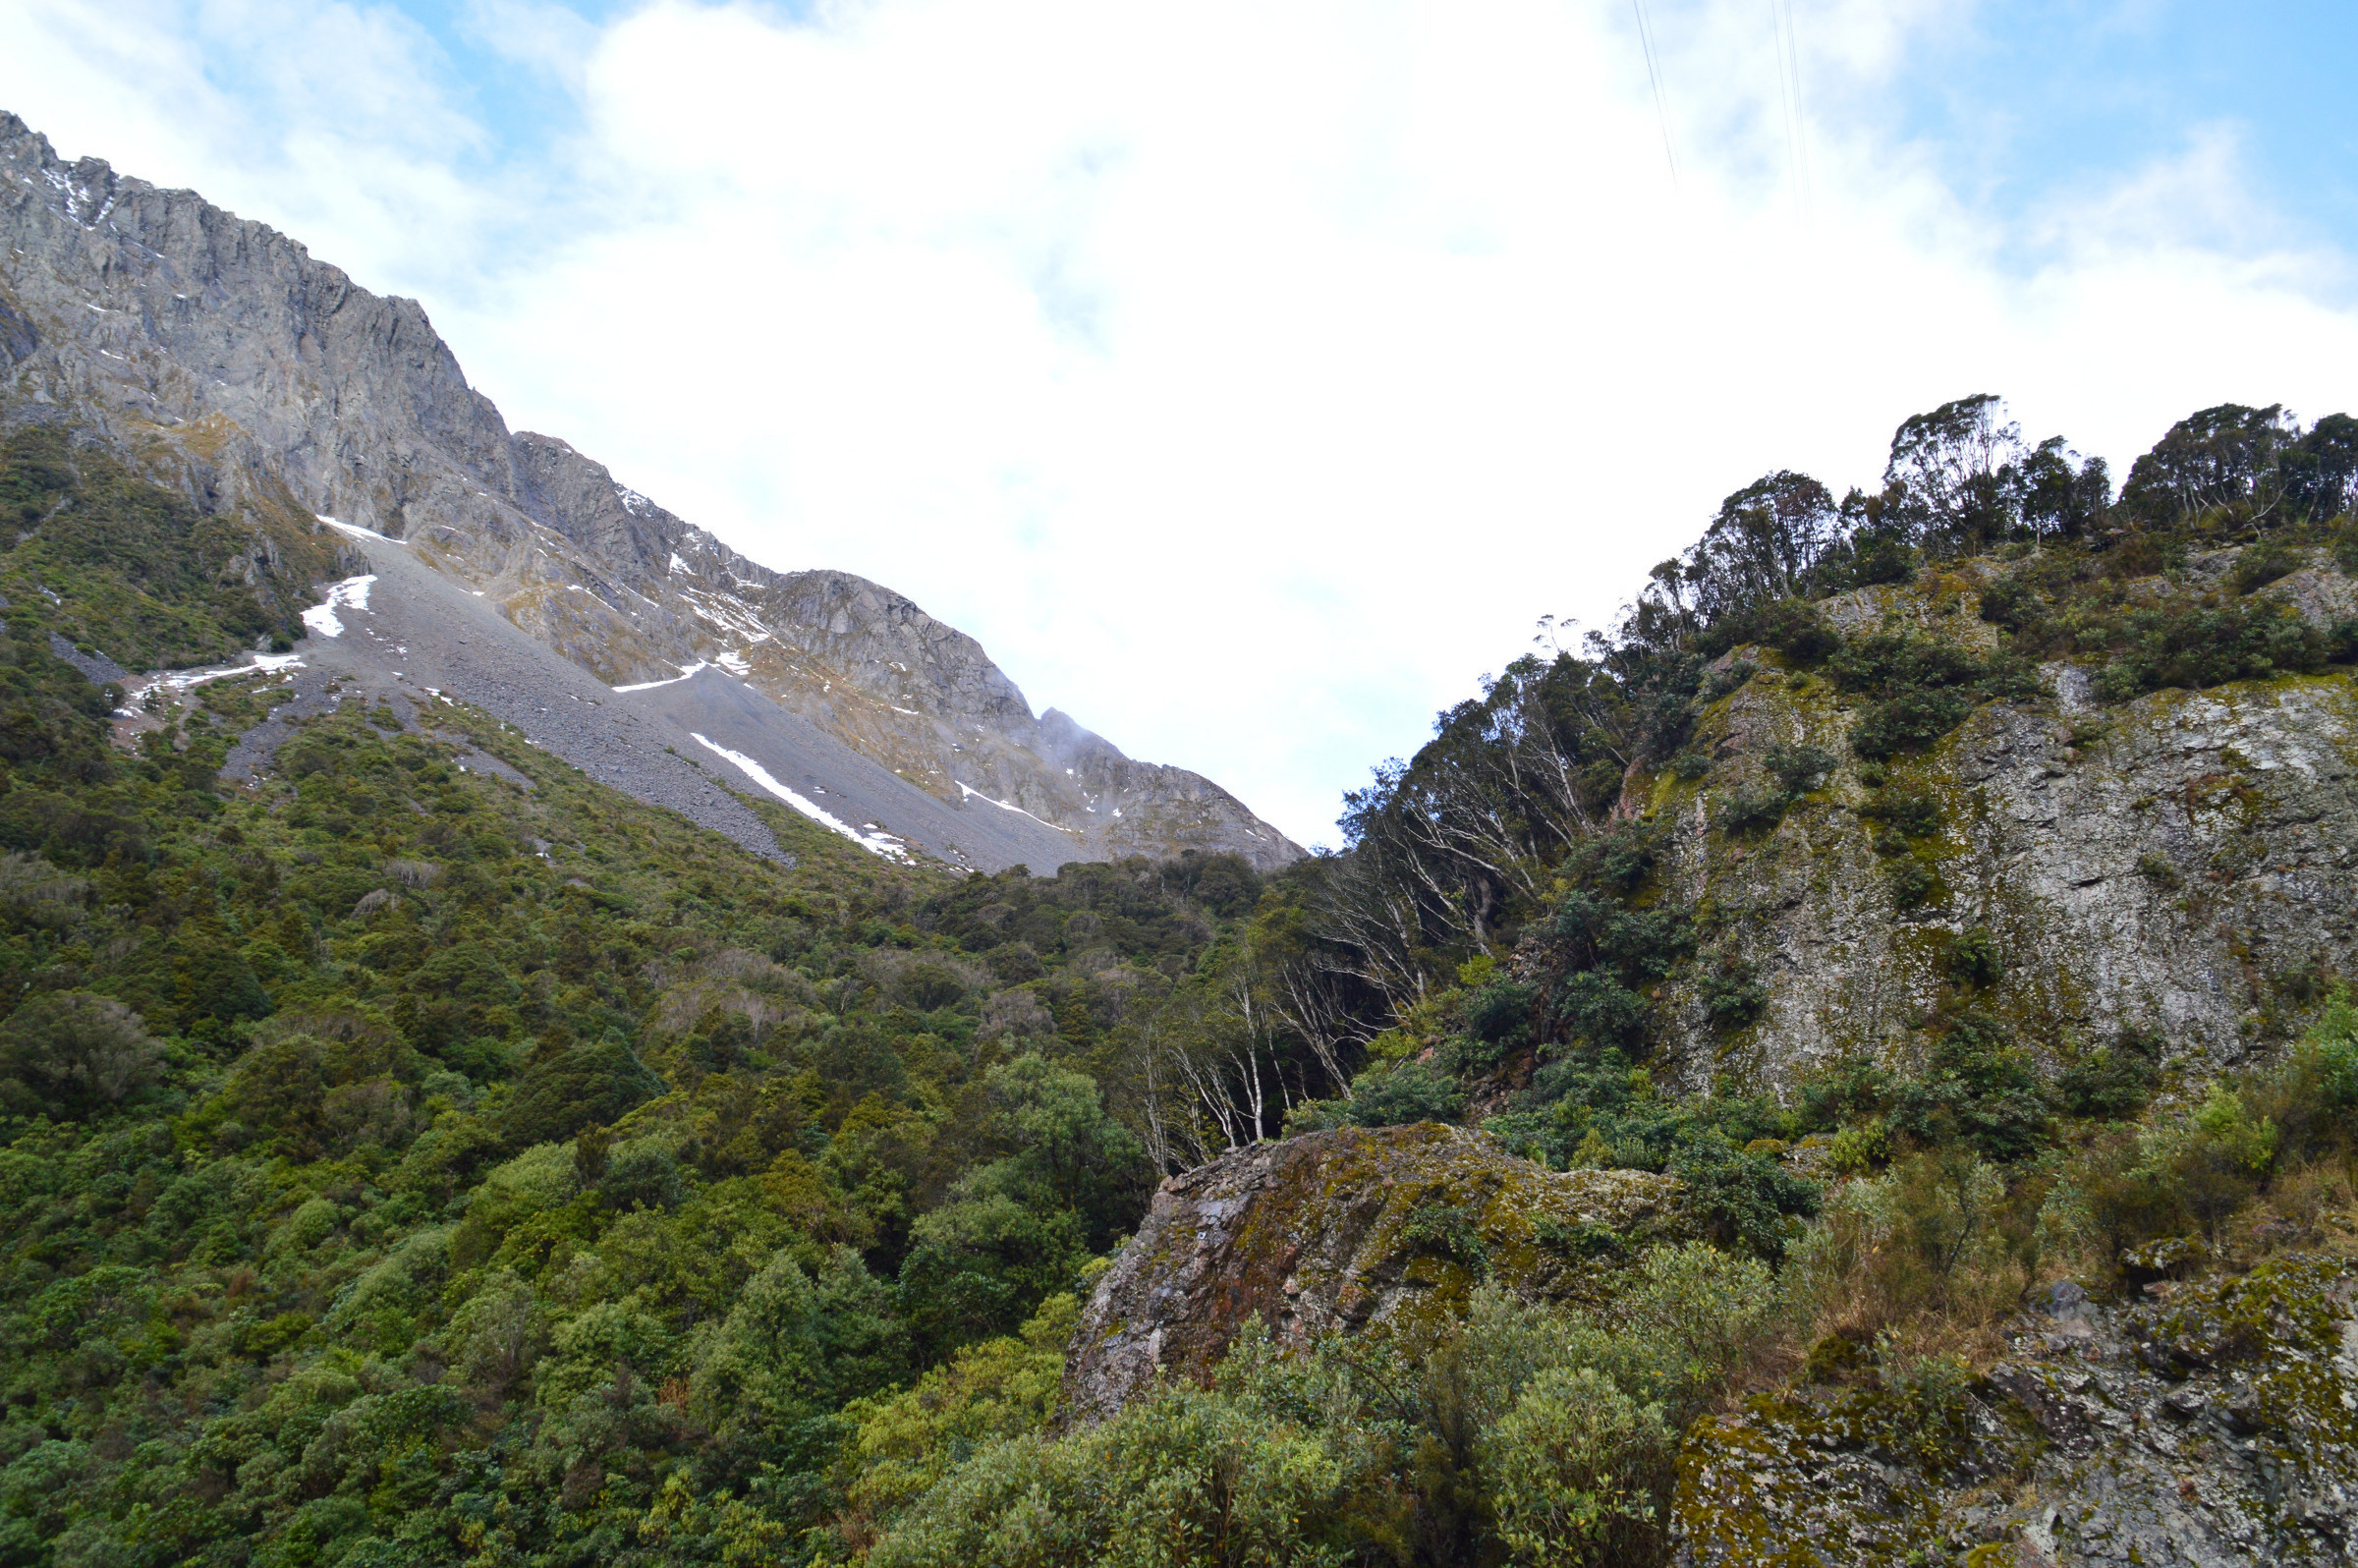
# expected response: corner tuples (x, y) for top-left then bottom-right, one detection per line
(1670, 1256), (2358, 1566)
(1638, 565), (2358, 1096)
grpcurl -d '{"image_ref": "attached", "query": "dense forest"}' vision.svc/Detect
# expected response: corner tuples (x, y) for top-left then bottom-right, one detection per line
(2, 396), (2356, 1567)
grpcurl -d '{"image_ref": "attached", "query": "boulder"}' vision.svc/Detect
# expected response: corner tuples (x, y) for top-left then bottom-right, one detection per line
(1061, 1121), (1690, 1424)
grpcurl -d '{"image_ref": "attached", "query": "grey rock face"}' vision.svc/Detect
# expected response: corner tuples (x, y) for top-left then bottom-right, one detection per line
(1672, 1256), (2358, 1566)
(210, 532), (1092, 873)
(0, 294), (34, 368)
(0, 112), (1300, 870)
(1619, 572), (2358, 1093)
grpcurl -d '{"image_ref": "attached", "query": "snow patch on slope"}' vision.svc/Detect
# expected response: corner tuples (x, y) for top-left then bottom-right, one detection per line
(316, 516), (403, 544)
(612, 661), (708, 693)
(957, 781), (1078, 833)
(691, 734), (914, 861)
(301, 575), (376, 638)
(121, 652), (306, 712)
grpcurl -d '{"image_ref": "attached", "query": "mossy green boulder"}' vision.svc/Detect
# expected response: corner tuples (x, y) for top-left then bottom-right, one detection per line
(1061, 1122), (1690, 1424)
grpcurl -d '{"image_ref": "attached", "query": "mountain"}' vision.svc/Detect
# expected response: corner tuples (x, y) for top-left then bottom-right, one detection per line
(8, 105), (2358, 1568)
(0, 112), (1301, 873)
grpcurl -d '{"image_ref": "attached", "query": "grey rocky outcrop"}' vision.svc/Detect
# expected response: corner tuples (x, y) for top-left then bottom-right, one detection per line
(1062, 1122), (1690, 1425)
(0, 111), (1300, 870)
(1622, 560), (2358, 1092)
(1672, 1257), (2358, 1566)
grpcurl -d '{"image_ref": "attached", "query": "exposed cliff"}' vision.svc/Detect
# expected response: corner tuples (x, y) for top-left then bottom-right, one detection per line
(1621, 549), (2358, 1094)
(0, 113), (1300, 868)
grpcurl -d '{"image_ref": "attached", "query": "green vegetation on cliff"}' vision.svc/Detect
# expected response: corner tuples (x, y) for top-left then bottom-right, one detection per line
(839, 394), (2358, 1566)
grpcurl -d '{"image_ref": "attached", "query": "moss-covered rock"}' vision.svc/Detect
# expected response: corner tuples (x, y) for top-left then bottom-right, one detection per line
(1671, 1255), (2358, 1566)
(1060, 1122), (1690, 1424)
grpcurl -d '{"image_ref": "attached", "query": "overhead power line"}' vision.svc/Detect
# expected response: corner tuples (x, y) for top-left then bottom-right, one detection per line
(1632, 0), (1678, 187)
(1768, 0), (1814, 222)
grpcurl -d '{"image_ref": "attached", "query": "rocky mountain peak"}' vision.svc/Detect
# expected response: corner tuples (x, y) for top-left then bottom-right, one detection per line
(0, 109), (1301, 869)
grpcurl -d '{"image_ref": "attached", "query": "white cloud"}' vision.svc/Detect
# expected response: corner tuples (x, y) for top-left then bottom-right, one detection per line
(459, 0), (597, 84)
(0, 0), (504, 292)
(5, 0), (2357, 845)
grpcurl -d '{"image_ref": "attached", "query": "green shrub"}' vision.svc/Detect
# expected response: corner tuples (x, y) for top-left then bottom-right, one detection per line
(1764, 743), (1835, 795)
(1698, 660), (1759, 702)
(1668, 1133), (1822, 1259)
(865, 1326), (1388, 1568)
(216, 1014), (413, 1159)
(1890, 1011), (2053, 1161)
(1343, 1062), (1467, 1128)
(868, 1259), (1783, 1568)
(1544, 893), (1693, 1052)
(1400, 1203), (1490, 1274)
(2090, 596), (2331, 700)
(1886, 859), (1937, 909)
(1696, 951), (1768, 1032)
(1713, 785), (1791, 837)
(2230, 538), (2301, 593)
(692, 1247), (908, 1473)
(1860, 786), (1941, 839)
(1608, 1242), (1783, 1409)
(1789, 1148), (2019, 1347)
(898, 1193), (1087, 1359)
(0, 992), (161, 1115)
(1486, 1366), (1667, 1567)
(1976, 577), (2033, 630)
(1828, 1120), (1890, 1175)
(1829, 634), (2044, 759)
(2079, 1082), (2279, 1249)
(2057, 1026), (2164, 1120)
(839, 1294), (1077, 1527)
(2282, 993), (2358, 1148)
(1753, 598), (1839, 664)
(1879, 1353), (1975, 1472)
(597, 1135), (687, 1210)
(495, 1036), (666, 1149)
(1940, 926), (2002, 988)
(1465, 980), (1537, 1055)
(1797, 1056), (1893, 1132)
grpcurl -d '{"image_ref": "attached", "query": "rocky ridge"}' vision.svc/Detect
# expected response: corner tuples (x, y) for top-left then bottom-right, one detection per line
(1047, 550), (2358, 1561)
(0, 112), (1300, 870)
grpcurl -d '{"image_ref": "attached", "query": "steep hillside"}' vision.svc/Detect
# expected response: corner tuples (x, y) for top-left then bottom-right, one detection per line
(0, 112), (1300, 870)
(0, 421), (1292, 1564)
(820, 395), (2358, 1566)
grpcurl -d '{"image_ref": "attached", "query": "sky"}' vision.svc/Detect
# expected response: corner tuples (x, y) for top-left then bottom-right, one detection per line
(3, 1), (2355, 848)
